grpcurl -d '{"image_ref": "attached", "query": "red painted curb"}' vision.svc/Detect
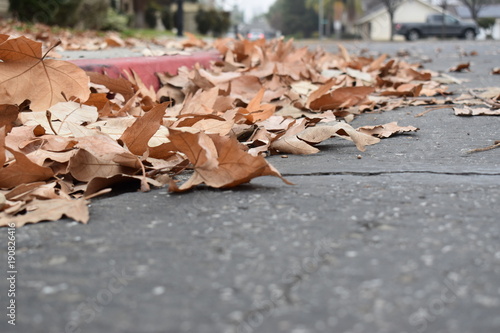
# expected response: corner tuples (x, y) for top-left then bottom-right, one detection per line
(69, 51), (221, 91)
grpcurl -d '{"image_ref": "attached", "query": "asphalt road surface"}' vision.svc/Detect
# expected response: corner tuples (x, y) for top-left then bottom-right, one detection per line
(1, 39), (500, 333)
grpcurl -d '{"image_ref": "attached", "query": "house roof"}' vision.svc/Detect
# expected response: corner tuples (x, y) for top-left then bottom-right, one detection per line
(454, 5), (500, 19)
(356, 0), (443, 25)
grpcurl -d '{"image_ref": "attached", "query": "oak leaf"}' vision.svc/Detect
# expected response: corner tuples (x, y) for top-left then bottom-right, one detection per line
(0, 36), (90, 111)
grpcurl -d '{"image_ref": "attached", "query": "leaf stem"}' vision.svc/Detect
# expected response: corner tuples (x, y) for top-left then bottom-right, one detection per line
(42, 40), (62, 60)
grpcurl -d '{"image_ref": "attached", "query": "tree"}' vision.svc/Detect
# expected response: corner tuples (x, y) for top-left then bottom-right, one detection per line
(8, 0), (110, 29)
(195, 7), (231, 36)
(133, 0), (149, 28)
(195, 7), (211, 34)
(267, 0), (318, 38)
(9, 0), (81, 26)
(306, 0), (335, 37)
(379, 0), (401, 41)
(458, 0), (488, 24)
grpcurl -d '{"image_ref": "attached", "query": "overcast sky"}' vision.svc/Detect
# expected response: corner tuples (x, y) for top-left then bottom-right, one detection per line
(222, 0), (276, 22)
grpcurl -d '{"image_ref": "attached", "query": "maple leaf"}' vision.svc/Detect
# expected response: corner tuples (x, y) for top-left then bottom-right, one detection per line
(168, 129), (291, 191)
(0, 36), (90, 111)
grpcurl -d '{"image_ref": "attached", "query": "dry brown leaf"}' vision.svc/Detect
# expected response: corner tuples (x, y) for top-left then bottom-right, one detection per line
(380, 84), (423, 97)
(86, 71), (135, 101)
(309, 86), (375, 111)
(119, 102), (168, 155)
(238, 88), (276, 123)
(357, 122), (419, 138)
(272, 122), (380, 155)
(68, 149), (138, 182)
(271, 135), (320, 155)
(182, 87), (219, 115)
(0, 36), (90, 111)
(0, 148), (54, 189)
(449, 62), (470, 72)
(168, 129), (290, 191)
(0, 198), (89, 227)
(0, 104), (19, 133)
(85, 174), (162, 197)
(305, 79), (337, 107)
(75, 132), (142, 169)
(454, 106), (500, 116)
(0, 32), (456, 225)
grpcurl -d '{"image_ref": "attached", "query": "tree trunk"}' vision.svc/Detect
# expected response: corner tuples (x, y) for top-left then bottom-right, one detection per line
(133, 0), (147, 28)
(176, 0), (184, 36)
(389, 11), (394, 41)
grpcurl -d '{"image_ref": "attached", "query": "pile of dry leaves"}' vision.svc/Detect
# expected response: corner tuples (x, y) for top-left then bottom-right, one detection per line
(1, 31), (488, 226)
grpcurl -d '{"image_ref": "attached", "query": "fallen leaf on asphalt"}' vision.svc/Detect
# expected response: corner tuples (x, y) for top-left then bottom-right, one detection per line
(271, 122), (380, 155)
(0, 198), (89, 227)
(0, 31), (458, 225)
(168, 129), (291, 191)
(454, 106), (500, 116)
(449, 62), (471, 72)
(0, 36), (90, 111)
(357, 122), (419, 138)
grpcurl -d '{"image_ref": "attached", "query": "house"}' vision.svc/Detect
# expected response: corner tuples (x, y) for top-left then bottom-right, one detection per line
(356, 0), (443, 40)
(0, 0), (8, 18)
(451, 4), (500, 39)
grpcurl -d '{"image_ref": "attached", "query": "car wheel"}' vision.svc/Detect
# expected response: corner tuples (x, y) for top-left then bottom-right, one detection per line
(406, 30), (420, 41)
(463, 29), (476, 40)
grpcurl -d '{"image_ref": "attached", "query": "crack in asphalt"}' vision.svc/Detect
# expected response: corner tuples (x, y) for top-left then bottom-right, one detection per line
(282, 171), (500, 177)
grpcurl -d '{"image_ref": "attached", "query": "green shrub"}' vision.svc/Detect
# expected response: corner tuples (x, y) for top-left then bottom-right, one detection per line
(145, 3), (173, 30)
(195, 7), (230, 36)
(101, 8), (130, 31)
(8, 0), (115, 29)
(9, 0), (81, 26)
(195, 8), (211, 35)
(478, 17), (495, 30)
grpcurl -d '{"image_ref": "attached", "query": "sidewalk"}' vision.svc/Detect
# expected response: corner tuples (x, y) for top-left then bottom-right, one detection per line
(67, 48), (220, 91)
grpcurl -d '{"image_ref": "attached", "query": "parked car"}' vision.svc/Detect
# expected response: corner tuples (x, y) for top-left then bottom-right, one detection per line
(246, 29), (265, 40)
(394, 14), (478, 41)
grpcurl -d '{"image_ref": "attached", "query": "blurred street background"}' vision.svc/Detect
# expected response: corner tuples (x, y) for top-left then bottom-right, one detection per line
(2, 0), (500, 41)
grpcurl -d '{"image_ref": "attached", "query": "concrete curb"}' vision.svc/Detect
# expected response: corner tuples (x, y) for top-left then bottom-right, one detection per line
(69, 50), (221, 91)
